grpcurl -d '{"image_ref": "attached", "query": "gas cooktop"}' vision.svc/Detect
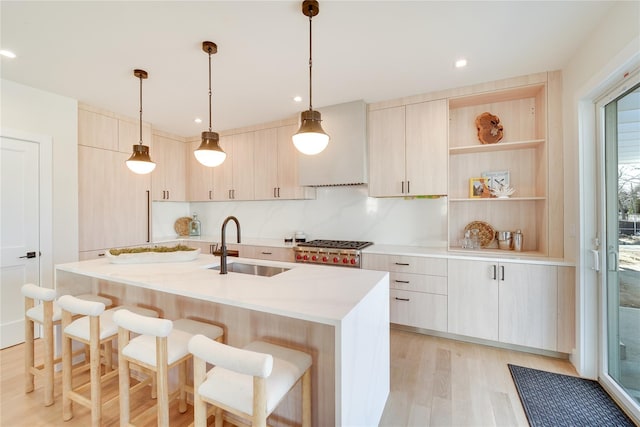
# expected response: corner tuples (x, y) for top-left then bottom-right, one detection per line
(296, 240), (374, 250)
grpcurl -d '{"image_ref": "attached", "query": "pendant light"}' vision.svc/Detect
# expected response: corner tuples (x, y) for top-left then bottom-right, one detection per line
(292, 0), (330, 155)
(126, 69), (156, 174)
(194, 41), (226, 167)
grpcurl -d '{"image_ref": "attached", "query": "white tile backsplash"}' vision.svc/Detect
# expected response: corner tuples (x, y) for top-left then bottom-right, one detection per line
(153, 185), (448, 246)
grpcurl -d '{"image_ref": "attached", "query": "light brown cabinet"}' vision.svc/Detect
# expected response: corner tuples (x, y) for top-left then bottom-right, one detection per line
(362, 253), (448, 332)
(448, 258), (573, 352)
(368, 99), (448, 197)
(254, 125), (313, 200)
(78, 105), (151, 259)
(212, 132), (255, 200)
(151, 132), (187, 201)
(188, 138), (216, 201)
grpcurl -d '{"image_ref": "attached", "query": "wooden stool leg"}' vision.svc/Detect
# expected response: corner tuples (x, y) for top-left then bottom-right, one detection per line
(214, 407), (224, 427)
(43, 301), (54, 406)
(178, 360), (187, 413)
(151, 372), (157, 399)
(61, 312), (73, 421)
(24, 316), (35, 394)
(302, 368), (311, 427)
(118, 327), (131, 427)
(89, 317), (101, 427)
(253, 376), (267, 427)
(157, 337), (169, 427)
(103, 340), (113, 372)
(193, 356), (207, 427)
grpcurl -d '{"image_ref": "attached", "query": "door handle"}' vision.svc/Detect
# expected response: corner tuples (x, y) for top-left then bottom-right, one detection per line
(19, 251), (37, 259)
(590, 249), (600, 272)
(394, 297), (410, 301)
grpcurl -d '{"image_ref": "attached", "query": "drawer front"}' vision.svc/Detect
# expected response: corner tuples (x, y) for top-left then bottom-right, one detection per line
(390, 289), (447, 332)
(363, 253), (447, 276)
(245, 246), (295, 263)
(390, 272), (447, 295)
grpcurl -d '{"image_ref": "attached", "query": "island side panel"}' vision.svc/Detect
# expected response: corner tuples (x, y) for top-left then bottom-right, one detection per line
(337, 273), (390, 425)
(55, 272), (335, 426)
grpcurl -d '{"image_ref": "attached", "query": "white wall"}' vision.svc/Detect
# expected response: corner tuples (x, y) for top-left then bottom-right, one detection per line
(153, 186), (449, 247)
(1, 79), (79, 287)
(561, 1), (640, 378)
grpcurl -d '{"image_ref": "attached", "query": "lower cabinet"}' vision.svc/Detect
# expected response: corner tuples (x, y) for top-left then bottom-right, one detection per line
(448, 258), (573, 352)
(242, 246), (295, 263)
(362, 253), (448, 332)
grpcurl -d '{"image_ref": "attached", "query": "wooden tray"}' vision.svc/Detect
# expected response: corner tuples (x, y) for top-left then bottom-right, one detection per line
(464, 221), (495, 248)
(174, 217), (192, 236)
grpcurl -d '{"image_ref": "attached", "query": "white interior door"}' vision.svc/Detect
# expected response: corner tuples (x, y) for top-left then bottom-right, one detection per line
(0, 136), (40, 349)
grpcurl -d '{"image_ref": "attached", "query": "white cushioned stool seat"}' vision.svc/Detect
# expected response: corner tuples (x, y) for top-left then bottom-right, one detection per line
(119, 317), (224, 368)
(64, 305), (159, 341)
(25, 294), (113, 324)
(194, 339), (312, 416)
(114, 311), (225, 426)
(189, 336), (312, 427)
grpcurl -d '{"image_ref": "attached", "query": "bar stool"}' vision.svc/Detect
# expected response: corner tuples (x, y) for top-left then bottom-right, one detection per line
(21, 283), (113, 406)
(57, 295), (159, 427)
(188, 334), (312, 427)
(113, 310), (225, 426)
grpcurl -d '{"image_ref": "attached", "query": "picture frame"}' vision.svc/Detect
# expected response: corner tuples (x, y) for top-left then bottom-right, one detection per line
(469, 177), (490, 198)
(481, 170), (510, 192)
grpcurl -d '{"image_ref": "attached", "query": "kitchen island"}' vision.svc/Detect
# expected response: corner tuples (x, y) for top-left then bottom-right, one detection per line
(55, 254), (390, 426)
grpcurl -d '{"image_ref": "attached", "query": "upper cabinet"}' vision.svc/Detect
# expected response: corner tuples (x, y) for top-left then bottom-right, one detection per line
(368, 99), (448, 197)
(212, 132), (255, 201)
(188, 138), (215, 202)
(151, 131), (187, 201)
(254, 124), (315, 200)
(447, 72), (562, 257)
(78, 104), (151, 257)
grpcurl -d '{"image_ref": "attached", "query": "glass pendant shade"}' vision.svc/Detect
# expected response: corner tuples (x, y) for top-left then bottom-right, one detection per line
(195, 131), (227, 167)
(292, 109), (329, 155)
(126, 144), (156, 174)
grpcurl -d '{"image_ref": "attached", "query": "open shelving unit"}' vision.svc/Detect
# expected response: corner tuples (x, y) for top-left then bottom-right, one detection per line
(447, 82), (550, 256)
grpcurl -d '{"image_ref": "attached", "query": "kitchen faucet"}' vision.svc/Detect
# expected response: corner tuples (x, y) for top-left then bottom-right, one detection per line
(219, 216), (241, 274)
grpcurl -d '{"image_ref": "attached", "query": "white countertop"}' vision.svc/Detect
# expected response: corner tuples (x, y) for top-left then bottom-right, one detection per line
(56, 254), (388, 326)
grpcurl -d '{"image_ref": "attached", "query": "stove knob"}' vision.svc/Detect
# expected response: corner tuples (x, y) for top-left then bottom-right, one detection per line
(311, 255), (317, 261)
(322, 256), (328, 262)
(350, 258), (357, 265)
(303, 255), (309, 261)
(342, 258), (348, 264)
(333, 257), (339, 263)
(296, 254), (302, 260)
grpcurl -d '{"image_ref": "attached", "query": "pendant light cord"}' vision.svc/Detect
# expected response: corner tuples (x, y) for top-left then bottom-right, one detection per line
(208, 48), (213, 132)
(138, 74), (143, 145)
(308, 5), (313, 112)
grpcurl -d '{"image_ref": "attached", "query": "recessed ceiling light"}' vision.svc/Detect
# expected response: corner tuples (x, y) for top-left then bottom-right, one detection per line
(0, 50), (16, 59)
(194, 117), (203, 124)
(293, 96), (302, 103)
(455, 58), (467, 68)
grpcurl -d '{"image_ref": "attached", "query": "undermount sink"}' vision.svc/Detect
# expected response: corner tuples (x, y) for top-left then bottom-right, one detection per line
(209, 262), (290, 277)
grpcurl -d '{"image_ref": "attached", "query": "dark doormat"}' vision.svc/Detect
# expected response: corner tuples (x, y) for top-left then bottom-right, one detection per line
(508, 364), (636, 427)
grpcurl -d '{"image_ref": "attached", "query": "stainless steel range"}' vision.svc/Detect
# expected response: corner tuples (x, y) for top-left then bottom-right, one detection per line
(294, 240), (374, 268)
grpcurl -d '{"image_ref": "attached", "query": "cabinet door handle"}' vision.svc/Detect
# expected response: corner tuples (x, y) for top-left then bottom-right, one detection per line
(401, 181), (405, 194)
(228, 189), (232, 199)
(166, 190), (170, 200)
(394, 297), (410, 301)
(500, 265), (505, 281)
(98, 252), (105, 257)
(491, 265), (497, 280)
(261, 251), (273, 255)
(209, 190), (212, 200)
(274, 187), (277, 198)
(277, 187), (280, 198)
(394, 280), (410, 284)
(395, 262), (410, 266)
(232, 189), (236, 199)
(407, 180), (410, 194)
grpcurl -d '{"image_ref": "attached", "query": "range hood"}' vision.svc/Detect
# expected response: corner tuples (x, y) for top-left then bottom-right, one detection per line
(297, 100), (367, 186)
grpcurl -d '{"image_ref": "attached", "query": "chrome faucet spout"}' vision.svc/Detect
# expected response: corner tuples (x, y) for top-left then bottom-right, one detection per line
(219, 216), (241, 274)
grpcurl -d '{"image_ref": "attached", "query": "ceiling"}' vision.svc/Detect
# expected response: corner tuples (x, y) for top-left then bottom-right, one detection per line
(1, 1), (617, 137)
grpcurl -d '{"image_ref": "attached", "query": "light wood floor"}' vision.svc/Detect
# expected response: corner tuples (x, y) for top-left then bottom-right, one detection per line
(1, 329), (576, 426)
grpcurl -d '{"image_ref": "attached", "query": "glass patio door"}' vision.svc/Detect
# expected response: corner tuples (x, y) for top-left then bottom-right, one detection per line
(600, 79), (640, 412)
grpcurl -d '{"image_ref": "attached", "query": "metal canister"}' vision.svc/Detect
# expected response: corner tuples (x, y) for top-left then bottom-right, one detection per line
(513, 229), (524, 252)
